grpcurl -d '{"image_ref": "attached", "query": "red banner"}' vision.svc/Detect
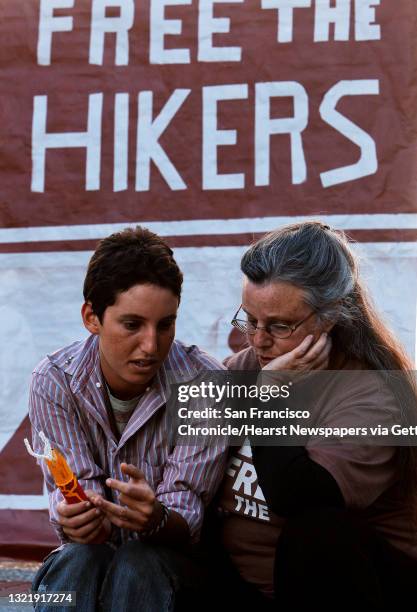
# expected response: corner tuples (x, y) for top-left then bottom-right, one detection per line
(1, 0), (417, 560)
(1, 0), (416, 231)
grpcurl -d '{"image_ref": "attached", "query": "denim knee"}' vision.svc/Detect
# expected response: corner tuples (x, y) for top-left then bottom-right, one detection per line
(57, 543), (113, 566)
(32, 543), (115, 612)
(53, 543), (113, 574)
(109, 540), (171, 583)
(100, 541), (177, 612)
(33, 543), (114, 588)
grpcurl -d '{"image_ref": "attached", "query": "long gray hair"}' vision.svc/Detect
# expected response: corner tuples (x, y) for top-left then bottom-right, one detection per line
(242, 221), (417, 510)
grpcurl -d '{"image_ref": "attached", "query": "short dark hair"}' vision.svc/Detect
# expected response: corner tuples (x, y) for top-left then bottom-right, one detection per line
(83, 226), (183, 321)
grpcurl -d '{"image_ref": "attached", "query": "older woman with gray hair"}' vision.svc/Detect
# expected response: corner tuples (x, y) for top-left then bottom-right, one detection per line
(211, 221), (417, 611)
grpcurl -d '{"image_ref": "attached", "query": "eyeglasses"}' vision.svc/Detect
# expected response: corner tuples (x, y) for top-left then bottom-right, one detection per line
(231, 305), (317, 340)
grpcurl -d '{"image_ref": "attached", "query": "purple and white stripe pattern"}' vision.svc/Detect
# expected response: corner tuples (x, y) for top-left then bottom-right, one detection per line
(28, 334), (228, 544)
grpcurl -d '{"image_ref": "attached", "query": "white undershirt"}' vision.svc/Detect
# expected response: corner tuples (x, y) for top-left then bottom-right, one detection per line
(106, 386), (141, 435)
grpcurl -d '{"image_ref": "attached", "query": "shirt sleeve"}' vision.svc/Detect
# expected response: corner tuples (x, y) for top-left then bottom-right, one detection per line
(28, 369), (107, 543)
(155, 441), (228, 542)
(251, 444), (345, 517)
(307, 374), (400, 509)
(155, 344), (229, 541)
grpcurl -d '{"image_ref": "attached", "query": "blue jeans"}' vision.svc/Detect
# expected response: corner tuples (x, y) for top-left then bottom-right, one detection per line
(32, 540), (206, 612)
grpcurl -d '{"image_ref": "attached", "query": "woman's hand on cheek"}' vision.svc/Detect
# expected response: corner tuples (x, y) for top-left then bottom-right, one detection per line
(262, 332), (332, 373)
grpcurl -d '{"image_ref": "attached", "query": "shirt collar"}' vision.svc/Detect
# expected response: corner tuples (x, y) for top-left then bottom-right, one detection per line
(51, 334), (200, 398)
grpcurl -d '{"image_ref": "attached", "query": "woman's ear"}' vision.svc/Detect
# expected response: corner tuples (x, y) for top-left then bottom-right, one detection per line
(321, 301), (342, 334)
(81, 302), (101, 335)
(322, 320), (336, 334)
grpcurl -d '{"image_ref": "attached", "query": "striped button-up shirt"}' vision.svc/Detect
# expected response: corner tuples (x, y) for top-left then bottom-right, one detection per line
(28, 334), (227, 544)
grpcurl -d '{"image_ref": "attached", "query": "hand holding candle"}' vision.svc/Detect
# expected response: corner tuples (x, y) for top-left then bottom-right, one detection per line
(24, 432), (110, 543)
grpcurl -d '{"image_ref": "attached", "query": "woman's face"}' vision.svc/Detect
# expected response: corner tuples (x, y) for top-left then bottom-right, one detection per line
(242, 278), (332, 367)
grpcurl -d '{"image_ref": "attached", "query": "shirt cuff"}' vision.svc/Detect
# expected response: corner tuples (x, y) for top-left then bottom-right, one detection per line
(156, 490), (204, 542)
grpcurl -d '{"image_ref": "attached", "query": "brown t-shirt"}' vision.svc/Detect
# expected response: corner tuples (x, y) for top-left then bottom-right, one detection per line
(218, 346), (417, 598)
(218, 441), (283, 598)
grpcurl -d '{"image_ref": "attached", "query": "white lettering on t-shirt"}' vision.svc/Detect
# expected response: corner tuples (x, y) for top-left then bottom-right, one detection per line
(233, 461), (257, 495)
(233, 494), (270, 520)
(244, 498), (258, 517)
(226, 456), (242, 478)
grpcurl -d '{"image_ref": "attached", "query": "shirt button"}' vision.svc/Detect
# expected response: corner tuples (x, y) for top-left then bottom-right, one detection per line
(96, 382), (101, 388)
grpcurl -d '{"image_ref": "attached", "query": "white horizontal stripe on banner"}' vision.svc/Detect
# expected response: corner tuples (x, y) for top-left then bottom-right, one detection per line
(0, 214), (416, 243)
(1, 242), (417, 269)
(0, 494), (49, 510)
